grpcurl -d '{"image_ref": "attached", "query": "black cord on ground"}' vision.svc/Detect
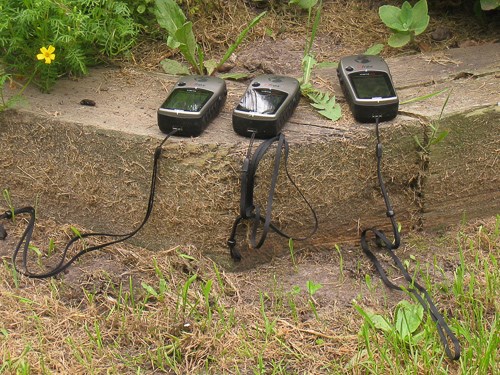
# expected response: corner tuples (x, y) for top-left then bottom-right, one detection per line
(360, 117), (460, 360)
(0, 129), (178, 279)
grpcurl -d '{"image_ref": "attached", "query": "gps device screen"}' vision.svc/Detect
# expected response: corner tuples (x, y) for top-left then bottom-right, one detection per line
(161, 88), (213, 112)
(350, 73), (395, 99)
(157, 76), (227, 137)
(236, 89), (288, 115)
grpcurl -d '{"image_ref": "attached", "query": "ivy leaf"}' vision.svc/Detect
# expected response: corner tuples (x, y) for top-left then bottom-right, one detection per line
(388, 31), (411, 48)
(160, 58), (190, 75)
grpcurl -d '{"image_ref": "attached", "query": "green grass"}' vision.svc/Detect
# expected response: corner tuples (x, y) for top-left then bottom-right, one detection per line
(0, 216), (498, 374)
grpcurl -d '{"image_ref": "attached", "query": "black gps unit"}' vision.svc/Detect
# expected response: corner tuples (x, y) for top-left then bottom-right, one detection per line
(158, 76), (227, 137)
(337, 55), (398, 122)
(232, 75), (301, 139)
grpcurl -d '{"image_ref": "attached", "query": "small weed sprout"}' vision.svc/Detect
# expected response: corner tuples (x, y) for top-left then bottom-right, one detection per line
(306, 280), (322, 319)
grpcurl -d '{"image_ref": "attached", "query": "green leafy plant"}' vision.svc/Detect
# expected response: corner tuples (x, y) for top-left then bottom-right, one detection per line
(306, 280), (322, 319)
(356, 300), (425, 345)
(292, 0), (342, 121)
(379, 0), (430, 48)
(155, 0), (266, 76)
(413, 88), (451, 154)
(0, 0), (139, 92)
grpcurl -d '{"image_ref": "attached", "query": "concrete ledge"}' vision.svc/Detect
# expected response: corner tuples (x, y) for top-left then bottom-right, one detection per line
(1, 44), (498, 267)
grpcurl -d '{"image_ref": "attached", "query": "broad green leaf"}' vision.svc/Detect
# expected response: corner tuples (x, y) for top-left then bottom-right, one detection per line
(364, 43), (384, 55)
(154, 0), (186, 37)
(203, 59), (218, 75)
(399, 2), (413, 31)
(318, 105), (341, 121)
(137, 4), (146, 14)
(219, 72), (250, 80)
(366, 312), (393, 333)
(174, 22), (199, 72)
(166, 36), (180, 50)
(379, 5), (404, 30)
(411, 0), (429, 35)
(480, 0), (499, 10)
(289, 0), (318, 10)
(159, 58), (190, 75)
(388, 32), (411, 48)
(395, 300), (424, 339)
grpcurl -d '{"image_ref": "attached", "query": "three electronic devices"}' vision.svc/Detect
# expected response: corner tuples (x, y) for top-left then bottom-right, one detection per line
(157, 56), (398, 137)
(157, 75), (227, 137)
(337, 55), (398, 122)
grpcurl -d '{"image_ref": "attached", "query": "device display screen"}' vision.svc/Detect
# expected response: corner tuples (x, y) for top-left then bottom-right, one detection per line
(161, 88), (213, 112)
(350, 73), (395, 99)
(236, 89), (288, 115)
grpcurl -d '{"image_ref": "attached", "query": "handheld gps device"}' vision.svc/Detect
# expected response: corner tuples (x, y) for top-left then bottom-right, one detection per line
(158, 76), (227, 137)
(337, 55), (398, 122)
(232, 75), (301, 139)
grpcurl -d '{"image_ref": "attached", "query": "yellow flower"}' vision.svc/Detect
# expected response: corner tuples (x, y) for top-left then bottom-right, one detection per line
(37, 45), (56, 64)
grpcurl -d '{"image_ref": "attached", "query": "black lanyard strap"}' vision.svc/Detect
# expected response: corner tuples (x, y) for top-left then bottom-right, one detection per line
(228, 133), (318, 260)
(361, 118), (460, 360)
(0, 129), (178, 279)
